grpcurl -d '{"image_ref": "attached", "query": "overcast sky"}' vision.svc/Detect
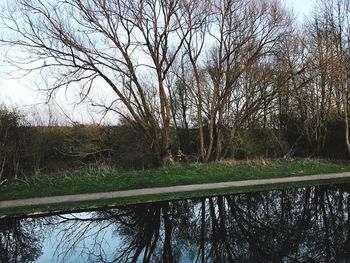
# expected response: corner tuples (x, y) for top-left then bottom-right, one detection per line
(285, 0), (314, 20)
(0, 0), (316, 125)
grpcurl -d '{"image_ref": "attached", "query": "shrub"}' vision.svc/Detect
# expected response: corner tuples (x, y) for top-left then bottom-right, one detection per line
(0, 106), (26, 183)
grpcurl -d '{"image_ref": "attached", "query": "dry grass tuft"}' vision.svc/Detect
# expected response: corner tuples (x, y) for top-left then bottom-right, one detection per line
(218, 157), (267, 166)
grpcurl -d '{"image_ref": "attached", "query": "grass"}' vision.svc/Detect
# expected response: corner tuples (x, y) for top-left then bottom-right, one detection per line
(3, 176), (350, 217)
(1, 158), (350, 203)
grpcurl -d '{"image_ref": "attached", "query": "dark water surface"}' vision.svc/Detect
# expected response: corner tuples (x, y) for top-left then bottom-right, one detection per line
(2, 184), (350, 263)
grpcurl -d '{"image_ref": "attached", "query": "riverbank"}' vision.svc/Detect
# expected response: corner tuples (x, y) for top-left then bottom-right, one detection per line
(1, 159), (350, 216)
(3, 171), (350, 207)
(2, 172), (350, 217)
(2, 159), (350, 200)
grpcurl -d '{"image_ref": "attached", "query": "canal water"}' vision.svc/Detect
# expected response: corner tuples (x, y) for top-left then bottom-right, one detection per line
(1, 184), (350, 262)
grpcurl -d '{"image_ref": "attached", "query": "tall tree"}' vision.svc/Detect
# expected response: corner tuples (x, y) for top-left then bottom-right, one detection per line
(0, 0), (194, 163)
(204, 0), (290, 161)
(313, 0), (350, 156)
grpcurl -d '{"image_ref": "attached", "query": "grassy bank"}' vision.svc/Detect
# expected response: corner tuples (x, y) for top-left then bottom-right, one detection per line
(1, 158), (350, 203)
(3, 177), (350, 217)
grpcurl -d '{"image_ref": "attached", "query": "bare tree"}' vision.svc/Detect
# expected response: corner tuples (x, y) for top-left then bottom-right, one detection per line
(179, 0), (211, 161)
(199, 0), (291, 161)
(7, 0), (350, 163)
(310, 0), (350, 156)
(0, 0), (195, 163)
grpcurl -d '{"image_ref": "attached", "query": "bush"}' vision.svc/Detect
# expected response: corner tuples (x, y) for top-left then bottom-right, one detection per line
(0, 106), (27, 183)
(104, 125), (159, 169)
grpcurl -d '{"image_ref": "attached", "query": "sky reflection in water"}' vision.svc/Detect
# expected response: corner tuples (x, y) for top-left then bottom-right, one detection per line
(1, 184), (350, 262)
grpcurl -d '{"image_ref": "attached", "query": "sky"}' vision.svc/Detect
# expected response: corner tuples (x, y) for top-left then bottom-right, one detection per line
(0, 0), (316, 125)
(285, 0), (315, 20)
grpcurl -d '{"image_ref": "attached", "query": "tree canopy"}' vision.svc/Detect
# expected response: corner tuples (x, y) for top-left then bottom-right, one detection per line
(1, 0), (350, 163)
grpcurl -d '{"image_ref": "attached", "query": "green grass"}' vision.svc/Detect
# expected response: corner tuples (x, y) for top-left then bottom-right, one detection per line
(3, 176), (350, 217)
(1, 158), (350, 203)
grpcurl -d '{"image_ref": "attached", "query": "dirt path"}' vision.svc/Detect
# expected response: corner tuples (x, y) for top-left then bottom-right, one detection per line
(1, 172), (350, 209)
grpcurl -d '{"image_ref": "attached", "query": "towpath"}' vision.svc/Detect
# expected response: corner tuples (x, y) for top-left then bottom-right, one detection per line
(1, 172), (350, 209)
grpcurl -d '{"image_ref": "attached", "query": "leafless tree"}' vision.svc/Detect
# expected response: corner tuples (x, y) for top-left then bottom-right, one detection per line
(200, 0), (291, 161)
(0, 0), (197, 163)
(306, 0), (350, 156)
(5, 0), (350, 163)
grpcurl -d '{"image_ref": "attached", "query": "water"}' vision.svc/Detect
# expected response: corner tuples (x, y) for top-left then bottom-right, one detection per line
(2, 184), (350, 262)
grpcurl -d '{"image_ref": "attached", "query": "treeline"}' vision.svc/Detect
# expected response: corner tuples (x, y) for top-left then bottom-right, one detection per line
(1, 0), (350, 165)
(0, 106), (156, 183)
(0, 105), (347, 183)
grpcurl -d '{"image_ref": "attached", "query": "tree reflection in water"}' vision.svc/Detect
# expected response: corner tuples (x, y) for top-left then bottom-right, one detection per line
(1, 184), (350, 262)
(0, 217), (43, 263)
